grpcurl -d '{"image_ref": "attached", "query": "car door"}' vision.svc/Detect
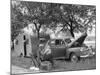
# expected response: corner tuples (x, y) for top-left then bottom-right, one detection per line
(48, 40), (56, 57)
(51, 39), (66, 58)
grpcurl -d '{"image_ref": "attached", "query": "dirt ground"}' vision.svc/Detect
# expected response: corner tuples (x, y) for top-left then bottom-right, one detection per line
(11, 51), (96, 74)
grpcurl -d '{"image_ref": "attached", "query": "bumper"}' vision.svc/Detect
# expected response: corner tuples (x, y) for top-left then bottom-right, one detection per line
(80, 52), (95, 58)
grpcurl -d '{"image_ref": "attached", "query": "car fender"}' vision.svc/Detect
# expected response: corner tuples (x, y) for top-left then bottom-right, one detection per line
(67, 47), (81, 58)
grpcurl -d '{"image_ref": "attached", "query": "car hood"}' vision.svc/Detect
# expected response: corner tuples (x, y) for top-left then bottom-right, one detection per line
(68, 32), (87, 48)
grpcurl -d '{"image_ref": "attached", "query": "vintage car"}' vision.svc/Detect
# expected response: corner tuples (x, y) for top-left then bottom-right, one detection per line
(39, 32), (95, 63)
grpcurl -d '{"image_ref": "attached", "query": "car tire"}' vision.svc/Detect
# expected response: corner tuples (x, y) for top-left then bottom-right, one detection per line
(70, 53), (78, 63)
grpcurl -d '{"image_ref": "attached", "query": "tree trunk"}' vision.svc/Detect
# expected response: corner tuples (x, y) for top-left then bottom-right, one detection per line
(32, 23), (41, 68)
(70, 29), (75, 38)
(37, 30), (40, 39)
(70, 22), (75, 38)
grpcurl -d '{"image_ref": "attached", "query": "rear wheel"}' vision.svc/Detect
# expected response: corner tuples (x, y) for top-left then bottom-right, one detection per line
(70, 53), (78, 63)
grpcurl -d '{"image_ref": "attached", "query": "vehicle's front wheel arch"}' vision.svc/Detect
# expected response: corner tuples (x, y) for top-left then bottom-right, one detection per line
(69, 52), (79, 62)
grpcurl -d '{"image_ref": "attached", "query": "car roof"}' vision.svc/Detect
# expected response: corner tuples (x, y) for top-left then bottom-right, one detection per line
(50, 37), (71, 40)
(50, 38), (63, 40)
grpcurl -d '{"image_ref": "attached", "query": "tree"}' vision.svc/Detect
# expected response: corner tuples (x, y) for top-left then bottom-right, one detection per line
(20, 1), (53, 38)
(33, 3), (96, 38)
(11, 1), (96, 40)
(11, 0), (28, 41)
(59, 4), (96, 37)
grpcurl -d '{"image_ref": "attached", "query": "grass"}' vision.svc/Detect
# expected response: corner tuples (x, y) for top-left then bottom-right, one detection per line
(51, 56), (96, 71)
(11, 53), (96, 74)
(11, 35), (96, 74)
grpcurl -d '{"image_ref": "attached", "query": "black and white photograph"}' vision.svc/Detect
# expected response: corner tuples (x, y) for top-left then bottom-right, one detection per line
(11, 0), (96, 74)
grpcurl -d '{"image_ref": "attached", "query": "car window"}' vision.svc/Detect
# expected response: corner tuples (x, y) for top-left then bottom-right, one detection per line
(55, 39), (65, 45)
(49, 40), (55, 46)
(51, 40), (55, 44)
(61, 40), (65, 45)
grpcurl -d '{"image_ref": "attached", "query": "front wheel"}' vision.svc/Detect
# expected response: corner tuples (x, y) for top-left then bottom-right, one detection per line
(70, 53), (79, 63)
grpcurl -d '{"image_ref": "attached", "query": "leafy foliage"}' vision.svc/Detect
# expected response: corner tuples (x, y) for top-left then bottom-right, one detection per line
(11, 0), (96, 40)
